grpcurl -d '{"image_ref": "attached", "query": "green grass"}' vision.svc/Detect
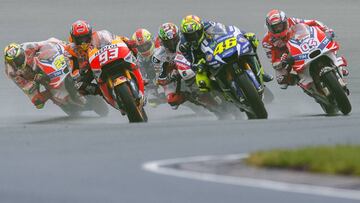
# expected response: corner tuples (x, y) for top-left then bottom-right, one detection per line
(246, 145), (360, 177)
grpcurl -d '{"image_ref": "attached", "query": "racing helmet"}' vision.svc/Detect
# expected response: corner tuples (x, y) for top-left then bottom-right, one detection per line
(266, 10), (289, 38)
(180, 15), (204, 48)
(131, 28), (155, 58)
(158, 23), (180, 53)
(70, 20), (93, 50)
(4, 43), (26, 69)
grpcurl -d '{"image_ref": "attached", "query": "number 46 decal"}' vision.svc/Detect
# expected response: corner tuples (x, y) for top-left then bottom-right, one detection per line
(99, 48), (118, 65)
(213, 37), (237, 56)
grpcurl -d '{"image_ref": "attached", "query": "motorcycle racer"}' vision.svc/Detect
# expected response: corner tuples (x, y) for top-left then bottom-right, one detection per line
(131, 28), (161, 81)
(152, 22), (195, 108)
(4, 38), (65, 109)
(131, 28), (167, 107)
(178, 15), (273, 91)
(66, 20), (144, 97)
(262, 9), (348, 89)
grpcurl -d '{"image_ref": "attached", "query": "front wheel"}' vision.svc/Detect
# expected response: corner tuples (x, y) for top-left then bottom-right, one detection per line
(114, 83), (147, 123)
(236, 73), (268, 119)
(322, 71), (351, 115)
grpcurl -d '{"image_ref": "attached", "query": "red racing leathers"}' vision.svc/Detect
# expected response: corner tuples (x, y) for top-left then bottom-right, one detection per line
(262, 17), (347, 87)
(66, 30), (144, 95)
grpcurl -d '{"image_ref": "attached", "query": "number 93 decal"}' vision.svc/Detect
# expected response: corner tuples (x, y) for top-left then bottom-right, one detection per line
(213, 37), (237, 56)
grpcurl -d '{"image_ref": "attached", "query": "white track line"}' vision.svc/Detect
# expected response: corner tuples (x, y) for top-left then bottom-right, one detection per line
(142, 154), (360, 201)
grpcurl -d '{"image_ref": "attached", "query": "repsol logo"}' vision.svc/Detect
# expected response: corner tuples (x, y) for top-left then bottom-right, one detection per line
(95, 44), (118, 56)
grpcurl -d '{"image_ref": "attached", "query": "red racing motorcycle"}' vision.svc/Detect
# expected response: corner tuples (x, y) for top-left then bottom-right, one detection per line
(88, 37), (147, 122)
(286, 24), (351, 115)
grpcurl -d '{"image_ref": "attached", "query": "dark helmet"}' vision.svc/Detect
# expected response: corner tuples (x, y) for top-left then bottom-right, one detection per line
(70, 20), (93, 50)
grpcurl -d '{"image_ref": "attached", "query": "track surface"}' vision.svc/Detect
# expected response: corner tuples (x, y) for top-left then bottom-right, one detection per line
(0, 0), (359, 202)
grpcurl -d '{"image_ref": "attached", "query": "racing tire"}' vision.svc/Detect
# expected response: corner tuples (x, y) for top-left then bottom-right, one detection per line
(141, 107), (148, 122)
(236, 73), (268, 119)
(322, 71), (351, 115)
(319, 103), (338, 115)
(114, 83), (147, 123)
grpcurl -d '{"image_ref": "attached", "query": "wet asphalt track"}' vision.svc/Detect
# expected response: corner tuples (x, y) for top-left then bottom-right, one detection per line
(0, 0), (360, 202)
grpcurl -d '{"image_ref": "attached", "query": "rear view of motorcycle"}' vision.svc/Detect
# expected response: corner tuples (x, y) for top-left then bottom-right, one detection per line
(286, 24), (351, 115)
(88, 37), (147, 122)
(34, 41), (109, 117)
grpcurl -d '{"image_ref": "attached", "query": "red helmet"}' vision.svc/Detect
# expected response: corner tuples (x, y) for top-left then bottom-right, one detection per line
(70, 20), (92, 49)
(266, 10), (288, 38)
(131, 28), (154, 58)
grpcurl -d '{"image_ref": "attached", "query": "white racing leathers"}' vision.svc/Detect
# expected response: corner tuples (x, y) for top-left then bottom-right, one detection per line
(152, 46), (195, 108)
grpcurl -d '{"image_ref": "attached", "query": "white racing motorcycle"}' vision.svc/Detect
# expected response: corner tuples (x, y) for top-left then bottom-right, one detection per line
(286, 24), (351, 115)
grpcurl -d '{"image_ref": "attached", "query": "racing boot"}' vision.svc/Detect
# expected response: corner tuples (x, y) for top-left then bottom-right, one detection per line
(263, 72), (274, 82)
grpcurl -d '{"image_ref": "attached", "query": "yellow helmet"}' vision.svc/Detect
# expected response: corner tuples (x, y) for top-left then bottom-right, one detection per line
(180, 15), (204, 48)
(4, 43), (26, 68)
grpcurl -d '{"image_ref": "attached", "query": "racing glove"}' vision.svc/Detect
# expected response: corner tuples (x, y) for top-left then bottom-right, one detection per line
(325, 29), (335, 40)
(244, 32), (259, 49)
(34, 72), (50, 87)
(157, 70), (178, 86)
(280, 53), (295, 70)
(31, 91), (50, 109)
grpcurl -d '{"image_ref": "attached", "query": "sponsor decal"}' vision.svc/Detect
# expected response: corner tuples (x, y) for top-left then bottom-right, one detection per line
(95, 44), (118, 56)
(152, 56), (161, 64)
(48, 70), (63, 79)
(293, 54), (308, 61)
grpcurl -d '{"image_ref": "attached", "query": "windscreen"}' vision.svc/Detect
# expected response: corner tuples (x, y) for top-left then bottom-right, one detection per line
(289, 24), (311, 41)
(37, 43), (60, 61)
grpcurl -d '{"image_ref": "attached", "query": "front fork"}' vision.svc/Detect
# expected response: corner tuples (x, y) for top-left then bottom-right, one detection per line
(232, 62), (263, 95)
(108, 70), (143, 107)
(320, 66), (349, 95)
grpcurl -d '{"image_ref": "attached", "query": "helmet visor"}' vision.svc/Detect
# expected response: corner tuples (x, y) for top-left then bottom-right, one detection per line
(162, 35), (179, 52)
(74, 34), (92, 45)
(13, 51), (26, 68)
(270, 21), (287, 34)
(183, 29), (203, 46)
(137, 41), (153, 53)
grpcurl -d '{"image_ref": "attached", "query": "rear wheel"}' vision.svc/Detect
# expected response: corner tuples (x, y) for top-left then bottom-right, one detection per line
(114, 83), (146, 123)
(236, 73), (268, 119)
(322, 71), (351, 115)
